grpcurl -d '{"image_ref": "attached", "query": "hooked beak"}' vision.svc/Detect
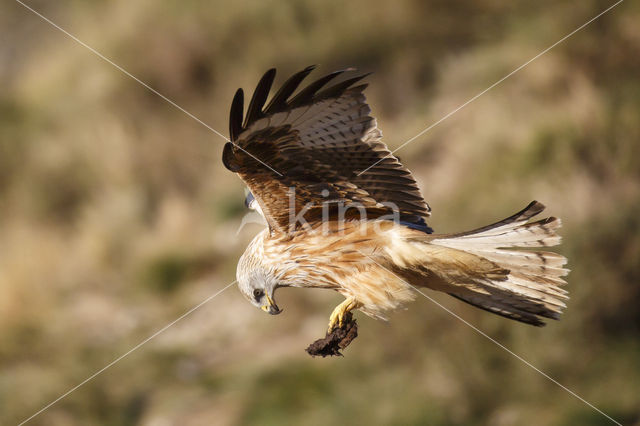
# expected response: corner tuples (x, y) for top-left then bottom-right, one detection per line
(260, 293), (282, 315)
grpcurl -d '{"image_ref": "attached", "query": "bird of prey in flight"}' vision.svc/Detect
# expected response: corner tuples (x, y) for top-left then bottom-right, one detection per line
(222, 66), (568, 336)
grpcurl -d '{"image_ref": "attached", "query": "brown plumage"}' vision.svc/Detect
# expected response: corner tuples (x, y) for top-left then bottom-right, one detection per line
(224, 66), (569, 334)
(223, 65), (431, 234)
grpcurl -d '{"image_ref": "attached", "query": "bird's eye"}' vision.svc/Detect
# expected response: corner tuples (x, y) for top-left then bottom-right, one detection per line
(253, 289), (264, 300)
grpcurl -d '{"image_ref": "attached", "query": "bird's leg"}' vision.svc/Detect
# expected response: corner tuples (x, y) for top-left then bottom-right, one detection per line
(327, 297), (360, 333)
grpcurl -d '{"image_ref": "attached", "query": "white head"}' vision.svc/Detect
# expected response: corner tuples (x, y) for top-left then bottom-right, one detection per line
(236, 233), (282, 315)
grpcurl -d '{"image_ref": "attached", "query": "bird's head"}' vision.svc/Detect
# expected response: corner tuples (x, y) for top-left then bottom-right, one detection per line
(236, 240), (282, 315)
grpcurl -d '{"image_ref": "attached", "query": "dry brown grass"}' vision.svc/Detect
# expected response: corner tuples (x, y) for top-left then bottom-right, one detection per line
(2, 1), (640, 424)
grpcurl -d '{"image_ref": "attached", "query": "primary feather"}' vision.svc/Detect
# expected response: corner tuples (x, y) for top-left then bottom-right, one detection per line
(223, 66), (431, 234)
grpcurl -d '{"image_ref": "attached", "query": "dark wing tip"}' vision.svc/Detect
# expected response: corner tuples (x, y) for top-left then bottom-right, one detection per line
(288, 69), (350, 108)
(231, 65), (371, 139)
(229, 88), (244, 142)
(264, 65), (317, 114)
(288, 68), (368, 108)
(315, 72), (372, 101)
(243, 68), (276, 128)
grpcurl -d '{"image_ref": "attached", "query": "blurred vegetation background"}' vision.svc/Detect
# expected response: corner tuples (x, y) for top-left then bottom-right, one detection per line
(2, 0), (639, 424)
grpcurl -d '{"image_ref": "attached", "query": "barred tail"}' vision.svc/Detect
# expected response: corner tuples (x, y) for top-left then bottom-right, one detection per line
(427, 201), (569, 326)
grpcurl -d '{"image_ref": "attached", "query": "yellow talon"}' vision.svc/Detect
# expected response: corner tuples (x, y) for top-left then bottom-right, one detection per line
(327, 298), (359, 333)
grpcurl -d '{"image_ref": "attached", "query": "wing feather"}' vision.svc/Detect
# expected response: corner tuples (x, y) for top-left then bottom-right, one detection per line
(288, 70), (347, 107)
(229, 89), (244, 142)
(264, 65), (316, 113)
(224, 67), (432, 234)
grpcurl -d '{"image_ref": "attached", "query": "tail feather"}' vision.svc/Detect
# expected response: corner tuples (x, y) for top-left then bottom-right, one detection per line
(423, 201), (569, 326)
(474, 249), (566, 270)
(446, 217), (562, 248)
(509, 272), (569, 297)
(447, 200), (545, 238)
(448, 293), (554, 326)
(472, 250), (567, 278)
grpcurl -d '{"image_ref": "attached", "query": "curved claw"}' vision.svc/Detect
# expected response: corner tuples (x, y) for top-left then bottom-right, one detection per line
(327, 297), (359, 334)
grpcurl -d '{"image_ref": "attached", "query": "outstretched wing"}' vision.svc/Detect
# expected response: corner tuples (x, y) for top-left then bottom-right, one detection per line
(223, 66), (431, 235)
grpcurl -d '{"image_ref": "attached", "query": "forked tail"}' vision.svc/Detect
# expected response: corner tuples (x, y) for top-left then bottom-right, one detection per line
(425, 201), (569, 326)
